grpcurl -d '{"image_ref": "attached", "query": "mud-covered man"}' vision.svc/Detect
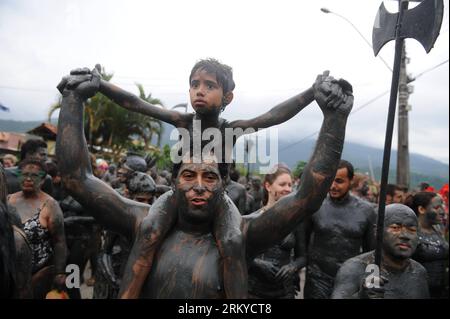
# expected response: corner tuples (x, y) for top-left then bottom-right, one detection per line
(56, 64), (354, 298)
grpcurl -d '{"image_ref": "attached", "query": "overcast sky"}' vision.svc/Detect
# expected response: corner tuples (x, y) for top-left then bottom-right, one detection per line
(1, 0), (448, 164)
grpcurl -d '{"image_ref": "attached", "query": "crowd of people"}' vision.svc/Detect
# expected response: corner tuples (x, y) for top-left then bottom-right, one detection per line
(0, 58), (448, 299)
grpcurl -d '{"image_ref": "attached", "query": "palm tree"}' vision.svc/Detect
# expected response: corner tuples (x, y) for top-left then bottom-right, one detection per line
(135, 83), (165, 147)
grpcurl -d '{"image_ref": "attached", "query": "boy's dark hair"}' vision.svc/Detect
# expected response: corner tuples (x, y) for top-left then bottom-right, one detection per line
(189, 58), (235, 94)
(338, 160), (354, 180)
(20, 139), (47, 160)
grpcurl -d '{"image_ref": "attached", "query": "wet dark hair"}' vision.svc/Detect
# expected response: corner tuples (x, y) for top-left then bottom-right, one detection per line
(18, 157), (47, 174)
(189, 58), (235, 94)
(338, 159), (354, 180)
(262, 164), (292, 205)
(123, 154), (147, 173)
(127, 172), (156, 195)
(386, 183), (402, 197)
(404, 191), (438, 216)
(20, 139), (47, 160)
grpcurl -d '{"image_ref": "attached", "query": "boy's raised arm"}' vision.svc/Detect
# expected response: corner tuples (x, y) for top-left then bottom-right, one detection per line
(56, 70), (148, 241)
(99, 79), (190, 127)
(229, 71), (330, 131)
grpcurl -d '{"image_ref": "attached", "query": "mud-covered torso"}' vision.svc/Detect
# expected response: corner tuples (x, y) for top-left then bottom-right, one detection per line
(309, 194), (375, 276)
(346, 251), (429, 299)
(413, 229), (449, 290)
(141, 229), (224, 299)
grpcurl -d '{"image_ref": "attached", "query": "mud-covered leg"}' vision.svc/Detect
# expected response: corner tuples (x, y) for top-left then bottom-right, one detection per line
(118, 191), (177, 298)
(214, 195), (248, 298)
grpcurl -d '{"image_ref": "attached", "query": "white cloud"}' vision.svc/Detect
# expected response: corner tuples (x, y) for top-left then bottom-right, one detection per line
(0, 0), (448, 164)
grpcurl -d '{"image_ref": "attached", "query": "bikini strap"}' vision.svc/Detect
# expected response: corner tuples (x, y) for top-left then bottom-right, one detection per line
(37, 198), (51, 216)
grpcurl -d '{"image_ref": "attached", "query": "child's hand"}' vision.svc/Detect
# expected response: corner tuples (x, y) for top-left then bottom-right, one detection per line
(57, 64), (101, 100)
(313, 71), (353, 118)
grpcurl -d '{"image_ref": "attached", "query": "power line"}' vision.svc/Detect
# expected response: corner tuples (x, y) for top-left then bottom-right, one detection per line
(410, 59), (449, 82)
(279, 90), (389, 152)
(279, 59), (449, 153)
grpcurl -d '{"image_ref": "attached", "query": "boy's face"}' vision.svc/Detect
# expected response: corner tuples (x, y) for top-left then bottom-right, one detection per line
(189, 69), (225, 116)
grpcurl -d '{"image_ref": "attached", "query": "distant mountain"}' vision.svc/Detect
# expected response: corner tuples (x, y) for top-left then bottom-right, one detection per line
(278, 139), (449, 179)
(2, 119), (448, 188)
(277, 139), (448, 189)
(0, 118), (58, 133)
(157, 122), (448, 188)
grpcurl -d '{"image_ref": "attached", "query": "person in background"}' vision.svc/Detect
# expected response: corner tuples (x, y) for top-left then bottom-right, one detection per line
(2, 154), (18, 168)
(386, 183), (406, 205)
(332, 204), (429, 299)
(405, 192), (449, 298)
(247, 164), (307, 299)
(303, 160), (376, 299)
(7, 158), (67, 298)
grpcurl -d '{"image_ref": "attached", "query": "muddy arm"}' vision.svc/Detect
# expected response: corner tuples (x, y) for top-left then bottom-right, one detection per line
(229, 87), (314, 131)
(56, 75), (149, 240)
(245, 78), (353, 258)
(100, 80), (190, 127)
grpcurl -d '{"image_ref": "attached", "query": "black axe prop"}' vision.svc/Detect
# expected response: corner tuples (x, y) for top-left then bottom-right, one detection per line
(372, 0), (444, 268)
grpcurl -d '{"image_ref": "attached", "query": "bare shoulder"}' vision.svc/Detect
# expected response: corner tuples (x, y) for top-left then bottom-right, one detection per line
(40, 193), (63, 217)
(7, 192), (21, 204)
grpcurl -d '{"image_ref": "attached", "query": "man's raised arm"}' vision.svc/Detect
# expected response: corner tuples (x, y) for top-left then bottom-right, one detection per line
(56, 70), (148, 240)
(244, 77), (353, 258)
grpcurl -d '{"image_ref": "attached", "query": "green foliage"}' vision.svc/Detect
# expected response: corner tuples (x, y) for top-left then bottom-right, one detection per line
(153, 144), (173, 171)
(293, 160), (307, 179)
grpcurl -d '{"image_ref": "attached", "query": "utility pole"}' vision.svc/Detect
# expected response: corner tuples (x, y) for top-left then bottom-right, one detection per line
(397, 45), (412, 189)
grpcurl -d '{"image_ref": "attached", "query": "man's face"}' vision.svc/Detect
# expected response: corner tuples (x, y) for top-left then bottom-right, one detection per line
(424, 195), (445, 225)
(329, 167), (352, 200)
(19, 164), (45, 193)
(383, 206), (418, 260)
(393, 190), (405, 204)
(28, 147), (48, 162)
(175, 160), (223, 223)
(189, 70), (224, 116)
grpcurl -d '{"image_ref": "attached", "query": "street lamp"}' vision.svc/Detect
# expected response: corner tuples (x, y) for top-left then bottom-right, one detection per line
(320, 7), (393, 72)
(321, 6), (412, 188)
